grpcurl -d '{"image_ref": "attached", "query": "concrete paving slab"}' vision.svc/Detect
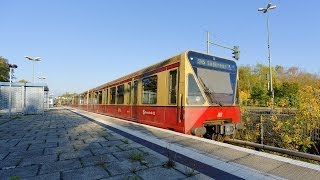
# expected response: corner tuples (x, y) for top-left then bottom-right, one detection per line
(16, 139), (46, 146)
(91, 146), (122, 156)
(44, 146), (75, 155)
(136, 166), (186, 180)
(83, 137), (107, 144)
(26, 172), (60, 180)
(7, 149), (44, 159)
(0, 165), (39, 179)
(112, 149), (149, 162)
(105, 160), (147, 176)
(209, 147), (250, 161)
(117, 143), (145, 151)
(19, 154), (57, 166)
(73, 142), (102, 151)
(81, 154), (118, 167)
(101, 173), (141, 180)
(62, 166), (109, 180)
(39, 159), (82, 175)
(99, 140), (123, 147)
(269, 163), (320, 180)
(28, 142), (58, 150)
(233, 154), (285, 173)
(59, 149), (92, 161)
(0, 157), (22, 169)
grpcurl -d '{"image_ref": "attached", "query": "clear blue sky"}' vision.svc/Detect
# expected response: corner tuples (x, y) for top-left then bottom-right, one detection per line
(1, 1), (319, 96)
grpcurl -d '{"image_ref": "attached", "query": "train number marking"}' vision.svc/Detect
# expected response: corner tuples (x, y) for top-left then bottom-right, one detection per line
(217, 112), (223, 118)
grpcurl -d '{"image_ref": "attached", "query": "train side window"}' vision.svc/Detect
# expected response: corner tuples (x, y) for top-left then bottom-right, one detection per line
(105, 88), (109, 104)
(187, 74), (205, 105)
(169, 69), (178, 104)
(110, 87), (116, 104)
(133, 81), (138, 105)
(142, 75), (157, 104)
(98, 91), (102, 104)
(94, 92), (98, 104)
(128, 82), (132, 105)
(117, 84), (124, 104)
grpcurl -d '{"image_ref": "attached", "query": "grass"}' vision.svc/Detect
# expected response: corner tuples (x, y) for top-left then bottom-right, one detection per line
(163, 158), (176, 169)
(9, 176), (20, 180)
(130, 165), (138, 173)
(125, 175), (140, 180)
(95, 157), (107, 168)
(185, 167), (197, 177)
(163, 146), (176, 169)
(128, 152), (145, 162)
(15, 159), (23, 166)
(122, 138), (129, 144)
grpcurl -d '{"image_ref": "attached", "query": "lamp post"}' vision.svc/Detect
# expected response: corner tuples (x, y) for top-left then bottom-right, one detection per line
(25, 56), (41, 83)
(258, 3), (276, 107)
(8, 64), (18, 118)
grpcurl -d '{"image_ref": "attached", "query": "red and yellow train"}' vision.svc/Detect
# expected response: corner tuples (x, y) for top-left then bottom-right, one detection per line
(71, 50), (240, 139)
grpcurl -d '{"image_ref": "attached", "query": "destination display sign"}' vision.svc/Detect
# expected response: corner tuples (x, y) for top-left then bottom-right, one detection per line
(188, 51), (237, 72)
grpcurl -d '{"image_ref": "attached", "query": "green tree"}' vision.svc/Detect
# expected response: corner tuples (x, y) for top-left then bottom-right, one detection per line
(0, 56), (9, 81)
(274, 82), (299, 107)
(18, 79), (30, 83)
(250, 85), (269, 106)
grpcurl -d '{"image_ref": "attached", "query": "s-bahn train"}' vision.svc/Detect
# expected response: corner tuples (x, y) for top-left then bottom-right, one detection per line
(71, 50), (240, 139)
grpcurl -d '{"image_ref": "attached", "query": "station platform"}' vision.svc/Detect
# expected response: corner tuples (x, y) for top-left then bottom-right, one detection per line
(70, 108), (320, 180)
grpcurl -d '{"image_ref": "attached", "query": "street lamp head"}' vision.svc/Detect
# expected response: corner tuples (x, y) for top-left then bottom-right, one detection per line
(38, 76), (46, 80)
(25, 56), (42, 61)
(34, 57), (41, 61)
(9, 64), (18, 69)
(269, 5), (276, 10)
(259, 3), (276, 13)
(25, 56), (32, 60)
(267, 3), (272, 8)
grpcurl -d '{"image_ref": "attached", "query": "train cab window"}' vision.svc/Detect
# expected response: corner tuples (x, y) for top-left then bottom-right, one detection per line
(187, 74), (205, 105)
(105, 89), (109, 104)
(110, 87), (116, 104)
(169, 70), (178, 104)
(117, 84), (124, 104)
(142, 75), (157, 104)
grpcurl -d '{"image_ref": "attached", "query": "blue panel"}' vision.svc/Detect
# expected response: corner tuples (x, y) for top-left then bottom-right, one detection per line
(187, 51), (237, 73)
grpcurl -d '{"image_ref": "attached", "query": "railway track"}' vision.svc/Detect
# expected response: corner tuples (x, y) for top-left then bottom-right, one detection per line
(224, 137), (320, 162)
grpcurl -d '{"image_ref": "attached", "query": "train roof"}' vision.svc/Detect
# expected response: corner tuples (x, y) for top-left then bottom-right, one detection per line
(80, 50), (236, 95)
(83, 51), (184, 94)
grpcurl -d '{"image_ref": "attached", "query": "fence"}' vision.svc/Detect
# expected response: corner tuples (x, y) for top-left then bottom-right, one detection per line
(0, 82), (49, 115)
(238, 111), (320, 148)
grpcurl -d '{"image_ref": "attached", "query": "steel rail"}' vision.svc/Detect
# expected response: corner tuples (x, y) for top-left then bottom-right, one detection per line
(224, 138), (320, 162)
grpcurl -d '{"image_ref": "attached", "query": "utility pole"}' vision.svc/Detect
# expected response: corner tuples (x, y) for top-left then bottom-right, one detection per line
(258, 3), (277, 107)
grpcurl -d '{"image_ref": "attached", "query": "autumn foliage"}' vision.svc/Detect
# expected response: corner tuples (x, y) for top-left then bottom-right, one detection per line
(238, 64), (320, 154)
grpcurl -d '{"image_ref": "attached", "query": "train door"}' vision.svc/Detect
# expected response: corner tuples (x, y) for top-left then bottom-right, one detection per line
(132, 80), (138, 120)
(166, 69), (179, 128)
(127, 82), (132, 119)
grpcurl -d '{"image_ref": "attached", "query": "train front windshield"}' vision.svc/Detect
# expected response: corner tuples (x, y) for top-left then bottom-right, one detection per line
(188, 51), (237, 106)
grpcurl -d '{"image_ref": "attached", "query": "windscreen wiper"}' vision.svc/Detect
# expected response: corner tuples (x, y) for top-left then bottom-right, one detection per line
(199, 77), (223, 107)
